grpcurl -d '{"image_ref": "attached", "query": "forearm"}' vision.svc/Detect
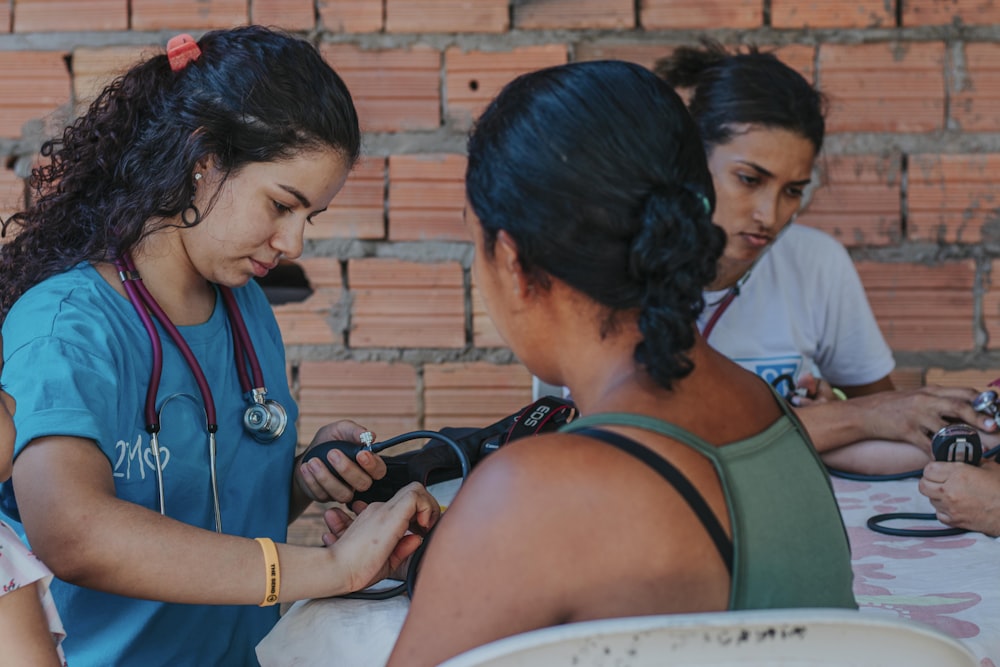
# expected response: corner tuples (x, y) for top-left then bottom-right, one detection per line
(27, 495), (354, 605)
(792, 400), (878, 453)
(820, 439), (929, 475)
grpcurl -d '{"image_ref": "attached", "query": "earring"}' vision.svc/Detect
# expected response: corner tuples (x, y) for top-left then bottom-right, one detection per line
(181, 200), (202, 226)
(182, 173), (203, 225)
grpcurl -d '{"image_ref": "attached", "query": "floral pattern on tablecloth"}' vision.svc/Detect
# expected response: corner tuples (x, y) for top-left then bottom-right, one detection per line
(833, 477), (1000, 666)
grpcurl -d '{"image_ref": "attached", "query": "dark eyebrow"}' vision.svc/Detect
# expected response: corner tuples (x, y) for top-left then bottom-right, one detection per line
(737, 160), (811, 187)
(279, 184), (311, 208)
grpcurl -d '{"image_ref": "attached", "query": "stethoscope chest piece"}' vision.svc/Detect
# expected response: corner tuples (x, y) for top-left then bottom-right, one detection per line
(244, 394), (288, 443)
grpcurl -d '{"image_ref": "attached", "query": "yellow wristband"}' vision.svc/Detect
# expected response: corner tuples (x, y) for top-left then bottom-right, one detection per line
(832, 388), (847, 401)
(255, 537), (281, 607)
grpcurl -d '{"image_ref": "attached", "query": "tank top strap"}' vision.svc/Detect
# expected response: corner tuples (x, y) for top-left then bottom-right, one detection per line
(571, 427), (734, 574)
(561, 412), (722, 461)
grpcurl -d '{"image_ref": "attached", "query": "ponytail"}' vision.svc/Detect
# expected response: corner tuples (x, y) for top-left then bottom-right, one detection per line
(631, 185), (725, 389)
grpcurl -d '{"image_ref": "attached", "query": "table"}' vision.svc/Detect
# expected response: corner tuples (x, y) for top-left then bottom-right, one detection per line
(257, 478), (1000, 666)
(833, 476), (999, 666)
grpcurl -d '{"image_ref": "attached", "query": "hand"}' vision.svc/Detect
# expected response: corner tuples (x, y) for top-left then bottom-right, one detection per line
(918, 460), (1000, 536)
(790, 373), (837, 406)
(321, 482), (441, 591)
(295, 420), (388, 504)
(845, 385), (995, 453)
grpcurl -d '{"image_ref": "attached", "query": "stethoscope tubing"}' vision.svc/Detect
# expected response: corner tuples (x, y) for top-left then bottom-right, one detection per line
(114, 252), (283, 531)
(116, 253), (219, 431)
(117, 256), (165, 434)
(219, 284), (267, 392)
(829, 445), (1000, 537)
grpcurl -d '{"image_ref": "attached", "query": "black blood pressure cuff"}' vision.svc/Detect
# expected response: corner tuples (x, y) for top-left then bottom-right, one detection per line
(353, 395), (576, 504)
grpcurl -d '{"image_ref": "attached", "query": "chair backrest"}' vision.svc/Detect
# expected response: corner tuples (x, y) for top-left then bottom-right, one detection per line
(437, 608), (979, 667)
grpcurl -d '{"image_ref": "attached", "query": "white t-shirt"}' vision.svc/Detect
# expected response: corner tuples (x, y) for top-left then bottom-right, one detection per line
(698, 224), (894, 396)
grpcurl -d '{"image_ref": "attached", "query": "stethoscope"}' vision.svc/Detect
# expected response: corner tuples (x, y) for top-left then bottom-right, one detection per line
(114, 252), (289, 532)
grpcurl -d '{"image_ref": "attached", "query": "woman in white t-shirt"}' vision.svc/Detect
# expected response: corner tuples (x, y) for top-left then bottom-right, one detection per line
(655, 42), (996, 475)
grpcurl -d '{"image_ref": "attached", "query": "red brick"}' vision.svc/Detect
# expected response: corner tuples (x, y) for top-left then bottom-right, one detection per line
(272, 257), (344, 347)
(514, 0), (634, 30)
(131, 0), (247, 30)
(574, 42), (673, 71)
(640, 0), (762, 29)
(981, 260), (1000, 350)
(0, 3), (9, 32)
(386, 0), (508, 32)
(296, 360), (419, 445)
(796, 154), (901, 247)
(321, 44), (441, 133)
(318, 0), (383, 32)
(348, 259), (465, 348)
(818, 42), (945, 133)
(771, 0), (895, 28)
(252, 0), (315, 30)
(951, 43), (1000, 132)
(903, 0), (1000, 26)
(445, 45), (568, 129)
(72, 45), (152, 111)
(388, 154), (466, 242)
(858, 260), (976, 352)
(310, 156), (385, 240)
(13, 0), (127, 31)
(773, 44), (818, 81)
(889, 366), (926, 390)
(907, 153), (1000, 244)
(423, 362), (533, 430)
(0, 51), (70, 139)
(925, 368), (1000, 390)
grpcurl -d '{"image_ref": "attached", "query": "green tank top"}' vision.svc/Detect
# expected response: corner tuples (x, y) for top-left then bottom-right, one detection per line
(560, 399), (857, 611)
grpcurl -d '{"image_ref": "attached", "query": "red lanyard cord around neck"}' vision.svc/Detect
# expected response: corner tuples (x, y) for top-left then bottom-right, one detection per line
(700, 286), (739, 340)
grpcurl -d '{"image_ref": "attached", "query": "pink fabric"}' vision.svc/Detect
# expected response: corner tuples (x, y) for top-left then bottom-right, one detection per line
(834, 477), (999, 666)
(0, 520), (67, 665)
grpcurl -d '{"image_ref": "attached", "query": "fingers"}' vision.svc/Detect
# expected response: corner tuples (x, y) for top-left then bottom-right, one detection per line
(356, 448), (388, 482)
(920, 461), (953, 486)
(321, 507), (353, 546)
(297, 451), (357, 504)
(309, 419), (376, 449)
(297, 420), (388, 505)
(362, 483), (440, 537)
(325, 483), (440, 591)
(324, 506), (353, 535)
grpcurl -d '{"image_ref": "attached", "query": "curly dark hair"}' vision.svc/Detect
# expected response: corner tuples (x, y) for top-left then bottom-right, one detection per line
(0, 25), (360, 319)
(466, 60), (726, 390)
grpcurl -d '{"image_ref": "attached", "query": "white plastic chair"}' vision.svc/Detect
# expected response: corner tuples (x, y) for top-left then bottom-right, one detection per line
(437, 608), (979, 667)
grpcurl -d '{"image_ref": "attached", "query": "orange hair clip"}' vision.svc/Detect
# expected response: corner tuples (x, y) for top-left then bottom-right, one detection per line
(167, 33), (201, 72)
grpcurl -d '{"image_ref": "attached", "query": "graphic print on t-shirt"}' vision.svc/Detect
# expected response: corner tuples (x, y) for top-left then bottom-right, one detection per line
(732, 355), (803, 398)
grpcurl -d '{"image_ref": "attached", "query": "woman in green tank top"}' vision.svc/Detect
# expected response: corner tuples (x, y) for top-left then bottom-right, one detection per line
(365, 60), (856, 667)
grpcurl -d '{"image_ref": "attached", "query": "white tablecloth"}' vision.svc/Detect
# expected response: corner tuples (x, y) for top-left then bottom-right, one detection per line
(833, 476), (999, 666)
(258, 478), (1000, 666)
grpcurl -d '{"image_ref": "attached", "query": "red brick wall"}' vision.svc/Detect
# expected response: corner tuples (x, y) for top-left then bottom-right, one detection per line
(4, 1), (1000, 543)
